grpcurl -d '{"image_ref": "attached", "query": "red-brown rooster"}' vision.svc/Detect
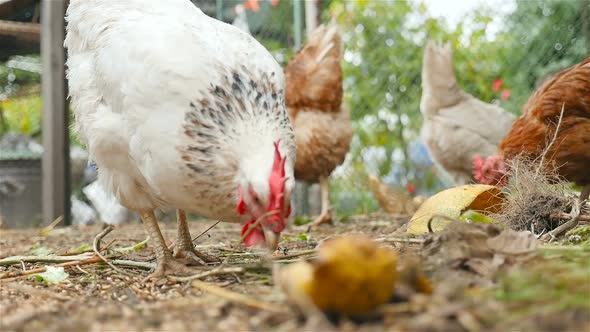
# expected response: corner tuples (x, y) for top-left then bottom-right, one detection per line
(474, 57), (590, 204)
(284, 23), (353, 227)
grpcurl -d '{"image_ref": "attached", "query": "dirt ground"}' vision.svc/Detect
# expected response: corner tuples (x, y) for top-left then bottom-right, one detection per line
(0, 214), (588, 332)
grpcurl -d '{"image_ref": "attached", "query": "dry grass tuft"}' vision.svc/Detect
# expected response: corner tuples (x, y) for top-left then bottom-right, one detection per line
(493, 158), (577, 233)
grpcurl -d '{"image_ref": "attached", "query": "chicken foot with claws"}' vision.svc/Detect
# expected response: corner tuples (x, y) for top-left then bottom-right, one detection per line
(139, 210), (193, 279)
(173, 209), (221, 265)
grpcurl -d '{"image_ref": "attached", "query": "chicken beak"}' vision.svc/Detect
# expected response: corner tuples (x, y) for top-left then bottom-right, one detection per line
(262, 226), (280, 251)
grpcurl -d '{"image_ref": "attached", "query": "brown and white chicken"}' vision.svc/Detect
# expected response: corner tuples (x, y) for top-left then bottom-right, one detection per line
(420, 41), (516, 185)
(65, 0), (295, 278)
(284, 23), (353, 227)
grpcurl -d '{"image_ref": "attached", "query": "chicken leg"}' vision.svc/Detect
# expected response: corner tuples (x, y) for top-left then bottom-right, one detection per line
(173, 209), (220, 265)
(311, 176), (332, 227)
(139, 210), (193, 279)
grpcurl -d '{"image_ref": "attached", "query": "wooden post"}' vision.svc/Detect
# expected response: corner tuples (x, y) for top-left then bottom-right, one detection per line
(304, 0), (319, 38)
(293, 0), (302, 51)
(303, 0), (321, 216)
(216, 0), (223, 20)
(41, 0), (70, 226)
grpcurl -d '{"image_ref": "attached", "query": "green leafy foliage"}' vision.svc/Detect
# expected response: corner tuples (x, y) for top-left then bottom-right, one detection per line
(29, 246), (54, 256)
(112, 237), (150, 254)
(293, 216), (312, 226)
(69, 244), (92, 254)
(460, 210), (495, 224)
(1, 94), (41, 137)
(296, 233), (309, 241)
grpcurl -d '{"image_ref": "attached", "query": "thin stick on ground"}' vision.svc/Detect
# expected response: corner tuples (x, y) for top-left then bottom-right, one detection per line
(272, 249), (316, 260)
(0, 256), (155, 281)
(110, 259), (156, 270)
(551, 212), (590, 223)
(535, 103), (565, 176)
(240, 210), (281, 243)
(167, 220), (222, 251)
(376, 237), (426, 244)
(92, 225), (134, 277)
(168, 266), (245, 282)
(192, 220), (222, 244)
(191, 279), (287, 313)
(541, 200), (582, 242)
(0, 255), (104, 280)
(0, 254), (94, 266)
(38, 215), (64, 236)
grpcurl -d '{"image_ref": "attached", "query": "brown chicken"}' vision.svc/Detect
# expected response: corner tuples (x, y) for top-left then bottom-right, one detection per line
(368, 176), (424, 215)
(284, 23), (353, 227)
(474, 57), (590, 204)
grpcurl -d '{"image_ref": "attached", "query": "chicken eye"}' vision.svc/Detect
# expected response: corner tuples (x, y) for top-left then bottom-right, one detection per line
(248, 185), (261, 205)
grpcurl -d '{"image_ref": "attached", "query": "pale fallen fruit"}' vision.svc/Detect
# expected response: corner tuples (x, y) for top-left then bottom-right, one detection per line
(278, 235), (398, 317)
(407, 184), (505, 235)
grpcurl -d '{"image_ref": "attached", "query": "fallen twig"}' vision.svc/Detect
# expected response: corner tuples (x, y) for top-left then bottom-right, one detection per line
(38, 215), (63, 236)
(240, 210), (281, 243)
(272, 249), (316, 260)
(0, 255), (104, 280)
(169, 266), (245, 282)
(0, 254), (94, 266)
(110, 259), (156, 270)
(192, 221), (222, 244)
(377, 237), (426, 244)
(93, 225), (134, 277)
(191, 279), (287, 313)
(75, 265), (90, 274)
(551, 212), (590, 223)
(542, 201), (582, 242)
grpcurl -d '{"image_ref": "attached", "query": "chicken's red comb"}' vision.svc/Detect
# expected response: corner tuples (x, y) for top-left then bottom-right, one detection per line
(267, 140), (288, 231)
(472, 155), (485, 183)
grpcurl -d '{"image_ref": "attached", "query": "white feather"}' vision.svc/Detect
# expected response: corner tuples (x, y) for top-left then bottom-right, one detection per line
(65, 0), (295, 223)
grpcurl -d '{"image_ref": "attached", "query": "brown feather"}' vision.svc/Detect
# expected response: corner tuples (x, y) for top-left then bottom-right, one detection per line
(285, 23), (352, 184)
(284, 24), (343, 117)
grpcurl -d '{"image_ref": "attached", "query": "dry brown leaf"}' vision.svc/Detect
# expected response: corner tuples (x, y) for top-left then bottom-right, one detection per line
(407, 185), (505, 235)
(487, 229), (538, 255)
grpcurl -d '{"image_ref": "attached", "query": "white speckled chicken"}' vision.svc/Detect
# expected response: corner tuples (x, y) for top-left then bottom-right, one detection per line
(284, 23), (353, 227)
(420, 41), (516, 185)
(65, 0), (295, 278)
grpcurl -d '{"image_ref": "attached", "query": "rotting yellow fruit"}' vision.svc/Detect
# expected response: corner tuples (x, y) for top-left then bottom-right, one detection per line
(407, 184), (505, 235)
(279, 235), (398, 317)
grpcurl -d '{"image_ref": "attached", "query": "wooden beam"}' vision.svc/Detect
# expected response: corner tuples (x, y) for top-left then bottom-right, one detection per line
(0, 19), (40, 41)
(41, 0), (70, 226)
